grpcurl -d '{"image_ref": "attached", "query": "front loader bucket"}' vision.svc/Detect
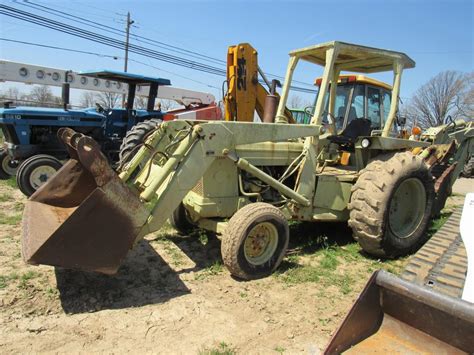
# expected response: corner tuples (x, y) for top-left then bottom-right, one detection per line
(324, 270), (474, 354)
(22, 128), (149, 274)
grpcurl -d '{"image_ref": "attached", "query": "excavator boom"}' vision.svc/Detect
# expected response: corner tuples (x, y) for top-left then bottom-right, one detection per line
(224, 43), (294, 123)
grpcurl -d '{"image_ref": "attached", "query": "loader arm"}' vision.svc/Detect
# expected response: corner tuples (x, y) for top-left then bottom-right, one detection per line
(124, 120), (317, 238)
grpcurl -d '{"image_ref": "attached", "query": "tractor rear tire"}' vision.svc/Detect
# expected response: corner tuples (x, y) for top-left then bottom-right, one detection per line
(170, 203), (196, 235)
(348, 151), (435, 258)
(119, 119), (162, 166)
(221, 202), (289, 280)
(462, 156), (473, 178)
(0, 148), (20, 179)
(16, 154), (62, 197)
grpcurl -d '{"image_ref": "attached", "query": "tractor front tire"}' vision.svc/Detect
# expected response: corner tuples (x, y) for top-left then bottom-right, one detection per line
(170, 203), (196, 235)
(462, 156), (473, 178)
(0, 148), (20, 179)
(221, 203), (289, 280)
(119, 119), (162, 166)
(16, 154), (62, 197)
(348, 151), (435, 258)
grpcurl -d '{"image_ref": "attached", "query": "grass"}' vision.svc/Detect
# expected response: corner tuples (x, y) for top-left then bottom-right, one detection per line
(426, 211), (452, 238)
(276, 209), (454, 293)
(0, 211), (22, 225)
(17, 270), (40, 289)
(0, 193), (12, 202)
(195, 260), (223, 280)
(274, 346), (286, 354)
(199, 342), (236, 355)
(0, 177), (18, 189)
(0, 272), (19, 289)
(162, 241), (184, 267)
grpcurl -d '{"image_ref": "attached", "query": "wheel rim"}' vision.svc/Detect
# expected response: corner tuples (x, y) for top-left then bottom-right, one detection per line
(2, 155), (19, 176)
(29, 165), (57, 190)
(244, 222), (279, 266)
(388, 178), (426, 239)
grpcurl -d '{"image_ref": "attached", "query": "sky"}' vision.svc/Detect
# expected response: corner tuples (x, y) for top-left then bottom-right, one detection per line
(0, 0), (472, 105)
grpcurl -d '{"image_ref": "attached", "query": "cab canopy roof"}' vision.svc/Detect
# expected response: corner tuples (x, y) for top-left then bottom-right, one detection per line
(79, 70), (171, 86)
(290, 41), (415, 73)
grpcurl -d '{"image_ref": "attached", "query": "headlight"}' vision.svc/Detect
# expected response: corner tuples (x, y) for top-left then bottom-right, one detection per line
(361, 138), (371, 148)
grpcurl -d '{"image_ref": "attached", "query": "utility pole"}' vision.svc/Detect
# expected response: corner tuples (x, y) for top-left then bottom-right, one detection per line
(123, 11), (134, 107)
(124, 11), (134, 73)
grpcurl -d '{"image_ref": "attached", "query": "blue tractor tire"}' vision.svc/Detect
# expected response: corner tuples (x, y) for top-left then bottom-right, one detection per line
(16, 154), (62, 197)
(118, 118), (162, 167)
(0, 148), (20, 180)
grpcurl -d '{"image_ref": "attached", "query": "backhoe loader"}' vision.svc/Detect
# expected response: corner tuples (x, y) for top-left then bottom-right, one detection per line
(22, 41), (473, 280)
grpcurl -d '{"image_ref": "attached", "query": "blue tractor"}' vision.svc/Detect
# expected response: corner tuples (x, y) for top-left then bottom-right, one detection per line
(0, 70), (170, 196)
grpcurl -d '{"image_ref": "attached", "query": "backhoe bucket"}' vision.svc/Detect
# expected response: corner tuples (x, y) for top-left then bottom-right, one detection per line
(324, 270), (474, 354)
(22, 128), (149, 274)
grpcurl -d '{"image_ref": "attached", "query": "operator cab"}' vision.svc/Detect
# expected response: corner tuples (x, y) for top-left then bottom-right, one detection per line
(79, 70), (171, 131)
(314, 75), (392, 133)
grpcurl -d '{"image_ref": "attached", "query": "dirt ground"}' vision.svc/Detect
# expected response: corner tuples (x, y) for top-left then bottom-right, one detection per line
(0, 178), (470, 354)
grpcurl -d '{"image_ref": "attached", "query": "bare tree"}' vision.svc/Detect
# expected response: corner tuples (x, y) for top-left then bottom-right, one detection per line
(95, 92), (121, 108)
(0, 87), (22, 102)
(456, 72), (474, 119)
(28, 85), (56, 105)
(80, 92), (98, 107)
(289, 95), (312, 109)
(134, 95), (148, 110)
(289, 95), (303, 109)
(408, 71), (473, 128)
(157, 99), (178, 111)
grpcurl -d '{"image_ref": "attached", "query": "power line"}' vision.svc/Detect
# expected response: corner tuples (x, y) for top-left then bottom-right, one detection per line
(0, 5), (225, 75)
(0, 37), (120, 59)
(19, 0), (227, 66)
(0, 4), (317, 94)
(0, 37), (222, 91)
(18, 0), (317, 88)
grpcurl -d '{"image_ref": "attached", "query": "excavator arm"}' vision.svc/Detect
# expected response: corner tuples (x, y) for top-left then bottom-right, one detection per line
(224, 43), (295, 123)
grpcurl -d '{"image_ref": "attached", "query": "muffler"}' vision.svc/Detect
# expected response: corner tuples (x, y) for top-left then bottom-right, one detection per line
(22, 128), (149, 274)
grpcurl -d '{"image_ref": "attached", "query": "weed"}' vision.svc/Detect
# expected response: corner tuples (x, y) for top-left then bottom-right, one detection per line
(198, 231), (209, 245)
(0, 193), (11, 202)
(277, 265), (320, 284)
(195, 260), (223, 280)
(318, 317), (331, 326)
(319, 249), (339, 270)
(46, 287), (59, 298)
(0, 212), (22, 225)
(0, 272), (19, 289)
(286, 254), (299, 264)
(239, 291), (247, 298)
(1, 177), (18, 189)
(199, 341), (236, 355)
(274, 346), (286, 354)
(336, 274), (352, 295)
(163, 243), (184, 267)
(18, 270), (40, 289)
(427, 211), (451, 237)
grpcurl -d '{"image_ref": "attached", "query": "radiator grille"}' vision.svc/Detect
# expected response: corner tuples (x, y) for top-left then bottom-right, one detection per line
(192, 178), (204, 195)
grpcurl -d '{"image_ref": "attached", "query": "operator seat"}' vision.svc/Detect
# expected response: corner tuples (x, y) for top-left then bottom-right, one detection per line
(327, 118), (372, 151)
